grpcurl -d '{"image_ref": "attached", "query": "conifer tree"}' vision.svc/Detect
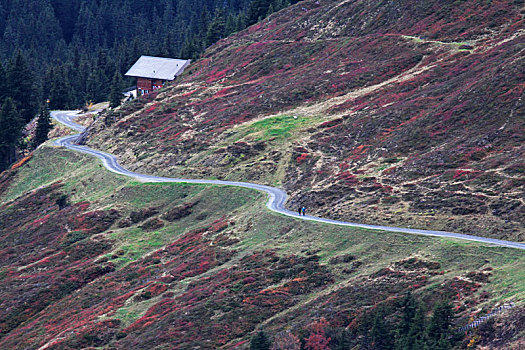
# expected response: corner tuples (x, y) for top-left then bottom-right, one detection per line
(274, 0), (284, 11)
(402, 304), (427, 350)
(426, 301), (454, 349)
(247, 0), (272, 25)
(86, 69), (105, 103)
(48, 66), (72, 110)
(236, 11), (248, 32)
(0, 98), (23, 170)
(32, 105), (53, 149)
(224, 13), (238, 36)
(198, 8), (211, 38)
(109, 71), (124, 108)
(250, 330), (271, 350)
(0, 62), (7, 102)
(205, 8), (226, 47)
(266, 4), (274, 17)
(0, 0), (264, 109)
(0, 3), (5, 34)
(395, 292), (419, 349)
(369, 307), (393, 349)
(6, 51), (38, 122)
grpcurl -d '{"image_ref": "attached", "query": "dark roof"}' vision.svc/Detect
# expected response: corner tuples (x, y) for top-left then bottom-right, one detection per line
(125, 56), (190, 80)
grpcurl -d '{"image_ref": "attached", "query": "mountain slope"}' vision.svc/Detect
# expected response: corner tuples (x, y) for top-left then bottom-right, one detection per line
(0, 0), (524, 348)
(87, 0), (525, 241)
(0, 145), (523, 349)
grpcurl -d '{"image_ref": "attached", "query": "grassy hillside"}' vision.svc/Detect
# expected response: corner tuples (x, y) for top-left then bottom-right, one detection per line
(87, 0), (524, 241)
(0, 137), (522, 348)
(0, 0), (524, 348)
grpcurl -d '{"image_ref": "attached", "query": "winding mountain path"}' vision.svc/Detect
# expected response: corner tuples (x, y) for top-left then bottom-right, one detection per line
(52, 111), (525, 251)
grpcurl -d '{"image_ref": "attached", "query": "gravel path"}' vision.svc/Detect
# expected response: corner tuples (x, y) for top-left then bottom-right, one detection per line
(52, 111), (525, 251)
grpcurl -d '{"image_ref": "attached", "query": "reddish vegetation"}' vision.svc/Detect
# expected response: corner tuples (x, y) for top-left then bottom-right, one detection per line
(1, 0), (523, 348)
(0, 198), (339, 350)
(0, 184), (117, 338)
(296, 153), (309, 164)
(88, 0), (524, 240)
(0, 177), (519, 348)
(10, 154), (33, 170)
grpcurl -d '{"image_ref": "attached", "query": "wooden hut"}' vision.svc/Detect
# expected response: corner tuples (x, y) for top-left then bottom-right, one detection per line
(125, 56), (190, 96)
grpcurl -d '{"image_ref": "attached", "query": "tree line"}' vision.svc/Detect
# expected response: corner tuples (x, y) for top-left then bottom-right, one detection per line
(0, 0), (300, 171)
(250, 294), (461, 350)
(0, 52), (52, 171)
(0, 0), (299, 110)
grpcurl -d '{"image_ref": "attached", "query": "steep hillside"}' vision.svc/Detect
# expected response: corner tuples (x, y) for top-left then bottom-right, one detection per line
(0, 140), (523, 349)
(88, 0), (525, 241)
(0, 0), (524, 349)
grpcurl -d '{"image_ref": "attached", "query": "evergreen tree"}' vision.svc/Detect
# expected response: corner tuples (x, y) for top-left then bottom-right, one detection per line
(395, 292), (419, 349)
(181, 36), (204, 60)
(325, 327), (353, 350)
(86, 68), (106, 103)
(0, 3), (5, 34)
(6, 51), (38, 122)
(197, 7), (211, 39)
(369, 308), (394, 349)
(266, 4), (274, 17)
(250, 330), (271, 350)
(426, 301), (454, 349)
(224, 13), (238, 36)
(32, 105), (53, 148)
(0, 0), (260, 109)
(247, 0), (272, 25)
(205, 8), (226, 47)
(50, 0), (79, 43)
(403, 304), (427, 350)
(274, 0), (284, 11)
(0, 98), (23, 170)
(236, 11), (248, 32)
(48, 65), (72, 110)
(427, 302), (453, 339)
(109, 70), (124, 108)
(0, 62), (7, 102)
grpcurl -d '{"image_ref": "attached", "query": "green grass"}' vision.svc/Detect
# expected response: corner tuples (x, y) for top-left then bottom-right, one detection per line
(108, 182), (262, 266)
(106, 183), (263, 267)
(113, 301), (159, 327)
(0, 145), (131, 205)
(115, 306), (142, 325)
(2, 142), (524, 311)
(212, 114), (321, 148)
(1, 144), (264, 270)
(485, 258), (525, 302)
(251, 115), (301, 138)
(119, 182), (202, 208)
(250, 115), (317, 140)
(401, 35), (473, 50)
(232, 202), (525, 301)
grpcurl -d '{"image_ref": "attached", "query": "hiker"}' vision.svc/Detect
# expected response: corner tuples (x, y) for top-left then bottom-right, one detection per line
(301, 207), (306, 216)
(298, 207), (302, 215)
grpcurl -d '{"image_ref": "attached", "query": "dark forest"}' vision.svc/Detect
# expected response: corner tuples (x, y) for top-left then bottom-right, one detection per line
(0, 0), (298, 171)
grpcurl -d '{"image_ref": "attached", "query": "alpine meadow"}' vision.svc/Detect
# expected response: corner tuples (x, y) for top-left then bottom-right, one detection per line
(0, 0), (524, 349)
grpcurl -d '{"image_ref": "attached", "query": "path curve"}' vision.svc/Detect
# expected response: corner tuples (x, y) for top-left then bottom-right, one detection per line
(52, 111), (525, 251)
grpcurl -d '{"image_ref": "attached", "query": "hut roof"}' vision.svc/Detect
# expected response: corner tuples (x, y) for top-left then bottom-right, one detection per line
(125, 56), (190, 80)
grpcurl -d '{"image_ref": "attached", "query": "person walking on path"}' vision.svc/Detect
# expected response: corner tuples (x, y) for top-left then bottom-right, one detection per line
(301, 207), (306, 216)
(298, 207), (302, 215)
